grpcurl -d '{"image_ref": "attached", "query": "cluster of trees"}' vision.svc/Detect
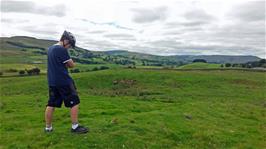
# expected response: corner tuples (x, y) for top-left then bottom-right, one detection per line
(72, 57), (100, 64)
(91, 66), (109, 71)
(70, 66), (109, 73)
(142, 61), (162, 66)
(221, 59), (266, 68)
(69, 49), (102, 59)
(20, 68), (41, 75)
(115, 59), (135, 65)
(127, 65), (136, 69)
(193, 59), (207, 63)
(0, 68), (41, 76)
(141, 59), (181, 67)
(6, 69), (18, 72)
(103, 55), (183, 67)
(103, 56), (136, 65)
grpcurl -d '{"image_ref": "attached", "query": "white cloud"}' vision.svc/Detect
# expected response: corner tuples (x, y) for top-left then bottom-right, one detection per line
(131, 6), (168, 23)
(1, 0), (66, 17)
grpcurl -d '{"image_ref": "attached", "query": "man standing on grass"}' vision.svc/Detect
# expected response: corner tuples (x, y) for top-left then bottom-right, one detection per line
(44, 30), (88, 134)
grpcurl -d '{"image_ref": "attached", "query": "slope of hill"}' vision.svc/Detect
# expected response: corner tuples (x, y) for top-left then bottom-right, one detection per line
(0, 36), (262, 74)
(104, 50), (261, 63)
(170, 55), (261, 63)
(0, 36), (124, 75)
(1, 36), (261, 64)
(178, 62), (221, 69)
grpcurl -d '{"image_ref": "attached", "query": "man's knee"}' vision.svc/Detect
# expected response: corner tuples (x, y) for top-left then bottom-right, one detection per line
(71, 104), (79, 109)
(46, 106), (55, 111)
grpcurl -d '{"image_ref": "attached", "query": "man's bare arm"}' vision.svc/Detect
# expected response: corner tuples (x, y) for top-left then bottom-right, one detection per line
(65, 59), (75, 68)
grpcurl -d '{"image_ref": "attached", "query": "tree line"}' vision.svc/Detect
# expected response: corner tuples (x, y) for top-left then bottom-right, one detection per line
(220, 59), (266, 68)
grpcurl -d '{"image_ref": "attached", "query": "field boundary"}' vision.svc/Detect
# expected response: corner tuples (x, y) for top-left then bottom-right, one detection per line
(136, 67), (266, 72)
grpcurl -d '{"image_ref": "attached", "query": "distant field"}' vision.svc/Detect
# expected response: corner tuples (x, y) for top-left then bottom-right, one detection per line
(0, 63), (124, 76)
(178, 62), (221, 69)
(0, 69), (265, 148)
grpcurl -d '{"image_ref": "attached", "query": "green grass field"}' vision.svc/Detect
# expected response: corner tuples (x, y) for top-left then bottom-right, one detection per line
(178, 62), (221, 69)
(0, 68), (265, 149)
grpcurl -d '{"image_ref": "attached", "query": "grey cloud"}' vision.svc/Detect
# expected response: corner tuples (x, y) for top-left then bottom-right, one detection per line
(181, 26), (203, 32)
(146, 39), (183, 48)
(209, 21), (265, 49)
(171, 20), (265, 57)
(1, 0), (34, 12)
(1, 18), (29, 23)
(127, 44), (203, 56)
(161, 30), (184, 36)
(98, 22), (133, 30)
(81, 19), (134, 30)
(131, 6), (168, 23)
(164, 22), (181, 28)
(20, 25), (59, 35)
(163, 20), (209, 33)
(1, 0), (66, 17)
(229, 1), (265, 22)
(165, 20), (210, 28)
(87, 30), (106, 34)
(104, 33), (136, 41)
(184, 9), (215, 21)
(83, 39), (121, 50)
(180, 21), (210, 26)
(144, 39), (263, 56)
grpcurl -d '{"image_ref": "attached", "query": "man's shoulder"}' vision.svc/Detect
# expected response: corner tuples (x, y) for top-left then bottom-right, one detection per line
(48, 45), (67, 54)
(49, 44), (65, 50)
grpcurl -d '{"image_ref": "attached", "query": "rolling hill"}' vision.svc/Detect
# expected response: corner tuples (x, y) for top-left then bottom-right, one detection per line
(178, 62), (221, 69)
(103, 50), (261, 63)
(0, 36), (261, 65)
(1, 36), (264, 76)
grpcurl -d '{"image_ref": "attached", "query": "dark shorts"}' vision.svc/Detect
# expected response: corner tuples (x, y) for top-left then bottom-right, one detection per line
(47, 82), (80, 108)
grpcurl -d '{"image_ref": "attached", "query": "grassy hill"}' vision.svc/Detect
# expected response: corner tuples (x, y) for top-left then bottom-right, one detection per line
(0, 69), (265, 148)
(1, 36), (261, 76)
(178, 62), (221, 69)
(104, 50), (261, 64)
(0, 36), (131, 75)
(0, 36), (179, 75)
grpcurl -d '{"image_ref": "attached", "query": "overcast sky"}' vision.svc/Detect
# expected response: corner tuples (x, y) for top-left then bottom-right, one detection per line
(0, 0), (265, 58)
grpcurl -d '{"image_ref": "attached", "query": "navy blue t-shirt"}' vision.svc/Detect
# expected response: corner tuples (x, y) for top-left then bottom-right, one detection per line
(47, 45), (73, 86)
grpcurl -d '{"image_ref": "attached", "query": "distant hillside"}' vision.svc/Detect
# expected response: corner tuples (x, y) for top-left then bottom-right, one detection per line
(0, 36), (261, 65)
(104, 50), (261, 64)
(0, 36), (108, 63)
(169, 55), (260, 64)
(178, 62), (221, 69)
(0, 36), (56, 51)
(0, 36), (104, 55)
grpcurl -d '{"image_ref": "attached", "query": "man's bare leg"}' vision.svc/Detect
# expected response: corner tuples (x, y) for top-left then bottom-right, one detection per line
(70, 104), (88, 133)
(45, 106), (55, 128)
(71, 104), (79, 124)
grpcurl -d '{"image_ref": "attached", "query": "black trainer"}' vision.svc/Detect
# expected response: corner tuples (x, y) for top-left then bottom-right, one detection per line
(44, 128), (53, 133)
(71, 125), (88, 134)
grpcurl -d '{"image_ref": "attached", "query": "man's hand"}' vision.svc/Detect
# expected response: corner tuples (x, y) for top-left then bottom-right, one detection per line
(65, 59), (75, 68)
